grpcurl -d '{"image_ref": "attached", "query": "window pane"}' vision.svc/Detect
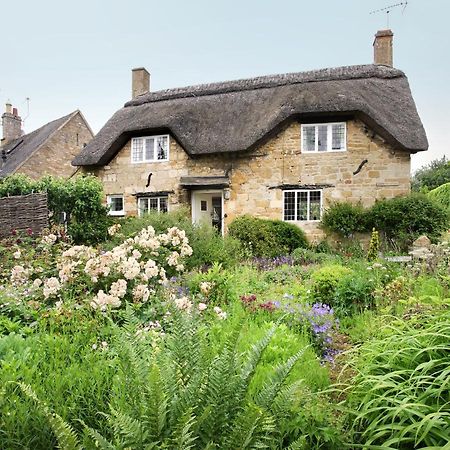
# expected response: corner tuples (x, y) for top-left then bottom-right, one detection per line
(317, 125), (328, 152)
(110, 196), (123, 212)
(297, 192), (308, 220)
(332, 124), (345, 150)
(145, 138), (155, 160)
(309, 191), (321, 221)
(132, 138), (143, 162)
(159, 197), (168, 213)
(302, 126), (316, 152)
(138, 198), (148, 216)
(156, 136), (168, 160)
(284, 192), (295, 220)
(149, 198), (158, 210)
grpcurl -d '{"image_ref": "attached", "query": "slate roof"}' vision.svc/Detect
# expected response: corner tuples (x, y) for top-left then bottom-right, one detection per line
(0, 111), (79, 178)
(73, 64), (428, 167)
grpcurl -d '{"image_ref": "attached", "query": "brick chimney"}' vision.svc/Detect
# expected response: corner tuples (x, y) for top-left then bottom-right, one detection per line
(132, 67), (150, 99)
(373, 29), (394, 66)
(1, 103), (22, 145)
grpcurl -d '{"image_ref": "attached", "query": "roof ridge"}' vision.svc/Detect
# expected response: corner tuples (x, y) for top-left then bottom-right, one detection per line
(125, 64), (404, 107)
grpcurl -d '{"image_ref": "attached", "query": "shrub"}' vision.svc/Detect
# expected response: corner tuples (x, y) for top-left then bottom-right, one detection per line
(291, 247), (326, 265)
(428, 182), (450, 213)
(366, 193), (448, 248)
(229, 215), (308, 257)
(333, 274), (376, 314)
(109, 209), (244, 269)
(0, 174), (110, 245)
(310, 265), (352, 305)
(321, 202), (367, 238)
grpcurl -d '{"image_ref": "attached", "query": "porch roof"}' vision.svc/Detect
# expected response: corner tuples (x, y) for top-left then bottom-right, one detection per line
(179, 176), (230, 189)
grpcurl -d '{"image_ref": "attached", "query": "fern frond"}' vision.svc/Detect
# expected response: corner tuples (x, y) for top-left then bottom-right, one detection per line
(169, 409), (198, 450)
(255, 346), (310, 409)
(18, 382), (82, 450)
(82, 425), (117, 450)
(108, 406), (148, 448)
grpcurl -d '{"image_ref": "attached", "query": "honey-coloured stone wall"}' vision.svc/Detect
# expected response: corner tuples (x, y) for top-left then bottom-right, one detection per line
(89, 118), (411, 241)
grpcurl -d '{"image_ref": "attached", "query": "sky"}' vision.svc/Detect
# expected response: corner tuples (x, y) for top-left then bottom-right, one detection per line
(1, 0), (449, 172)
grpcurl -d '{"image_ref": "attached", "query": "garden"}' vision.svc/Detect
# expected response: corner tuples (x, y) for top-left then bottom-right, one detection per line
(0, 170), (449, 450)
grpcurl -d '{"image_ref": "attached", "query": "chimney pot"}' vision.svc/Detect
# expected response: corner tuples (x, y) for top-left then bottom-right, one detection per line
(2, 104), (22, 144)
(373, 29), (394, 66)
(132, 67), (150, 99)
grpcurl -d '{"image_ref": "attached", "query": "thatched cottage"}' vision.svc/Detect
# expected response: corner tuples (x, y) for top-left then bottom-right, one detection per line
(0, 106), (93, 179)
(73, 29), (428, 240)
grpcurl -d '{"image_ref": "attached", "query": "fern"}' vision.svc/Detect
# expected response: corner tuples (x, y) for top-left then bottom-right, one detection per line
(19, 311), (313, 449)
(17, 382), (82, 450)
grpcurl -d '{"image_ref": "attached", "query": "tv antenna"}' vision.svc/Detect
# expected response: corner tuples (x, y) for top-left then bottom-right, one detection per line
(370, 1), (408, 28)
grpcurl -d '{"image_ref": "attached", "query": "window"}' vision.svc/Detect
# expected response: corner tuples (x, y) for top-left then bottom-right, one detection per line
(138, 196), (168, 216)
(301, 122), (346, 152)
(107, 195), (124, 216)
(131, 135), (169, 163)
(283, 190), (322, 221)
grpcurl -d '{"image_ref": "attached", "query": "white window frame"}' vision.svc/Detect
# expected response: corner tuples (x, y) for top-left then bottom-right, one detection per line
(282, 190), (323, 222)
(137, 196), (169, 217)
(131, 135), (170, 163)
(107, 194), (125, 216)
(301, 122), (347, 153)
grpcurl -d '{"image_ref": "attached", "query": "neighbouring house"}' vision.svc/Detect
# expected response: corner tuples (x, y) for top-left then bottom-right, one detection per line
(0, 105), (94, 179)
(72, 29), (428, 240)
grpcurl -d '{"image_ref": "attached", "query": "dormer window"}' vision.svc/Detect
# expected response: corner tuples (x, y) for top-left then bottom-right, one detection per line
(131, 135), (169, 163)
(301, 122), (346, 152)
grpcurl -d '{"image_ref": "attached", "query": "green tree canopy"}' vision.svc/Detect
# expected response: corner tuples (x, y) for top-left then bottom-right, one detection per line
(412, 156), (450, 192)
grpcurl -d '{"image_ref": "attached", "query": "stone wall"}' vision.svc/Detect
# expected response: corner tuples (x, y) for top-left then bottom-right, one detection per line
(89, 119), (411, 241)
(19, 112), (93, 179)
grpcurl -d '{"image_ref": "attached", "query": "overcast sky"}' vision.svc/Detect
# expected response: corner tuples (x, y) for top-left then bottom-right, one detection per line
(1, 0), (448, 171)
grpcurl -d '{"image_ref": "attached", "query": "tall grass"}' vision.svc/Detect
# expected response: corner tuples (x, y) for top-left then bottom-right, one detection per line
(344, 309), (450, 449)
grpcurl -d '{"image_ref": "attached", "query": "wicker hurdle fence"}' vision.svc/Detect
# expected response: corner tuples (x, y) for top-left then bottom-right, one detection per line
(0, 193), (49, 238)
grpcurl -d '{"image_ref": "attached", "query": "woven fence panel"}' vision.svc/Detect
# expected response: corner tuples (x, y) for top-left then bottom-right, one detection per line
(0, 193), (48, 238)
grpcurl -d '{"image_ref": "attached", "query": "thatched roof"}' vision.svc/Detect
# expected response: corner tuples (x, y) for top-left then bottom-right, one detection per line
(0, 111), (80, 177)
(73, 64), (428, 167)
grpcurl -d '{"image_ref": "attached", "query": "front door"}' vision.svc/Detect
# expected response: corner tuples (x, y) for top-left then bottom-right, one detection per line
(192, 191), (223, 233)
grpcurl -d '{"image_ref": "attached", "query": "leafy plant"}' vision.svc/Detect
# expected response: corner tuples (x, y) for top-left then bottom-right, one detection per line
(366, 193), (448, 249)
(427, 182), (450, 213)
(411, 156), (450, 192)
(367, 228), (380, 261)
(321, 202), (367, 238)
(18, 310), (315, 449)
(229, 215), (308, 257)
(310, 265), (352, 305)
(344, 309), (450, 448)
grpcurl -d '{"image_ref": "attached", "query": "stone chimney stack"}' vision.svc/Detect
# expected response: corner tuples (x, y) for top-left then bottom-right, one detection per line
(373, 29), (394, 66)
(1, 102), (22, 145)
(132, 68), (150, 99)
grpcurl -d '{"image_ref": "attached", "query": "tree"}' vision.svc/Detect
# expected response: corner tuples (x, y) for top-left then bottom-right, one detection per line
(411, 156), (450, 192)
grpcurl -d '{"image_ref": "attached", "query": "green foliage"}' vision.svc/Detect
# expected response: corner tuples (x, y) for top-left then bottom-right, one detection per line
(367, 193), (448, 248)
(310, 265), (352, 305)
(229, 215), (308, 257)
(321, 202), (367, 238)
(110, 209), (244, 269)
(345, 309), (450, 448)
(333, 274), (376, 314)
(0, 174), (110, 245)
(291, 247), (327, 265)
(411, 156), (450, 192)
(18, 310), (321, 449)
(428, 181), (450, 213)
(367, 228), (380, 261)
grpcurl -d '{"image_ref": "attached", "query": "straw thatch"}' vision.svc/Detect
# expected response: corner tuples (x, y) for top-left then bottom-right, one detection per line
(73, 64), (428, 167)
